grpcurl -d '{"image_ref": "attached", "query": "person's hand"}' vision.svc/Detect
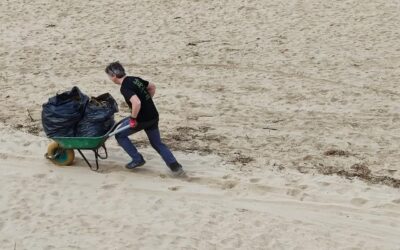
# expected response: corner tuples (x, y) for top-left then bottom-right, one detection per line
(129, 117), (137, 128)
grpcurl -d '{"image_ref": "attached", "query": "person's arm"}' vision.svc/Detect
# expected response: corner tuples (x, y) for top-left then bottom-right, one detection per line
(130, 95), (141, 118)
(128, 95), (141, 128)
(147, 82), (156, 98)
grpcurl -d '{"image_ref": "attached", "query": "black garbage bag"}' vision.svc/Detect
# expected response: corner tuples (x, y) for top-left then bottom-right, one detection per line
(42, 86), (89, 137)
(75, 93), (119, 137)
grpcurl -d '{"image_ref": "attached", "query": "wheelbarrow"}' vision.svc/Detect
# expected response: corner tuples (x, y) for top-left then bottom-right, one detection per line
(44, 118), (130, 171)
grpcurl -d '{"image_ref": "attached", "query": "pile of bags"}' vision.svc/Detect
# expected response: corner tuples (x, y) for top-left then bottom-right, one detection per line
(42, 86), (119, 137)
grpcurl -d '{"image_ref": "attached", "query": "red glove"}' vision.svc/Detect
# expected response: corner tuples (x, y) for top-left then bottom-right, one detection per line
(129, 117), (137, 128)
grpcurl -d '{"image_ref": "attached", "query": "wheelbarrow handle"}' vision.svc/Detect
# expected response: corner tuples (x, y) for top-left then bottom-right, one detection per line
(108, 124), (130, 137)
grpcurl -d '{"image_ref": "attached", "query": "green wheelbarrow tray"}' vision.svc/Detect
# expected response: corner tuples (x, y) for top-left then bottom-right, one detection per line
(51, 136), (108, 150)
(46, 118), (131, 171)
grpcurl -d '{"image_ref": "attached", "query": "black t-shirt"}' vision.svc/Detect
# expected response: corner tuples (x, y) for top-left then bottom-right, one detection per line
(120, 76), (159, 122)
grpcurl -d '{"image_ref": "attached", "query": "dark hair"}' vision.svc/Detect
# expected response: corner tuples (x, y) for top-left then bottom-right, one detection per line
(105, 61), (126, 78)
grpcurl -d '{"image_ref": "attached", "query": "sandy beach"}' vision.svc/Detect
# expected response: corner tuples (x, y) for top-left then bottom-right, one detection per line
(1, 0), (400, 249)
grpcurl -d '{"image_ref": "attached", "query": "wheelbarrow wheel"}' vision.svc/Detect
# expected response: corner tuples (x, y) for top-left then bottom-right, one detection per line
(46, 141), (75, 166)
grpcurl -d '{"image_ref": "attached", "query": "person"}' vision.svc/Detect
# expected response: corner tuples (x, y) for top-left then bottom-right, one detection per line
(105, 61), (184, 176)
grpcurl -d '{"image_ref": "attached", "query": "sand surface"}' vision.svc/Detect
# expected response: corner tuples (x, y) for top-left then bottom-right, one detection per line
(1, 0), (400, 249)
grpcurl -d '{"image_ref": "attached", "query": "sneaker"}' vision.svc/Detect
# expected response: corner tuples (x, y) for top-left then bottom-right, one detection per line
(169, 162), (186, 177)
(125, 156), (146, 170)
(172, 167), (186, 177)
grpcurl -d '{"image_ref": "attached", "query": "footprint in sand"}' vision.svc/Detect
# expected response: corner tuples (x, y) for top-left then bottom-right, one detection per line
(351, 198), (368, 206)
(391, 199), (400, 204)
(253, 184), (274, 194)
(286, 188), (302, 197)
(101, 184), (117, 190)
(33, 173), (47, 179)
(168, 186), (181, 191)
(236, 208), (248, 213)
(221, 180), (238, 190)
(318, 181), (330, 187)
(299, 193), (311, 201)
(298, 184), (308, 190)
(249, 178), (260, 183)
(253, 220), (262, 227)
(0, 153), (8, 159)
(222, 174), (231, 180)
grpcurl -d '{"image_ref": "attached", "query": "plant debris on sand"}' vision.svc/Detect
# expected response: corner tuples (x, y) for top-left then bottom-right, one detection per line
(318, 163), (400, 188)
(324, 149), (351, 157)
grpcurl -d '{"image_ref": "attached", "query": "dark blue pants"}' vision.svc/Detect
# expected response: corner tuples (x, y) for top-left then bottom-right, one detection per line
(115, 118), (177, 167)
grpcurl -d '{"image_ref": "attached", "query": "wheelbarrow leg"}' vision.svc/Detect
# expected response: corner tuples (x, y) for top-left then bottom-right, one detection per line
(77, 149), (98, 171)
(93, 149), (100, 171)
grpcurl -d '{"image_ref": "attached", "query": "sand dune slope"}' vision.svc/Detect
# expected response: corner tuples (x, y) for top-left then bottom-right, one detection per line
(1, 0), (400, 249)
